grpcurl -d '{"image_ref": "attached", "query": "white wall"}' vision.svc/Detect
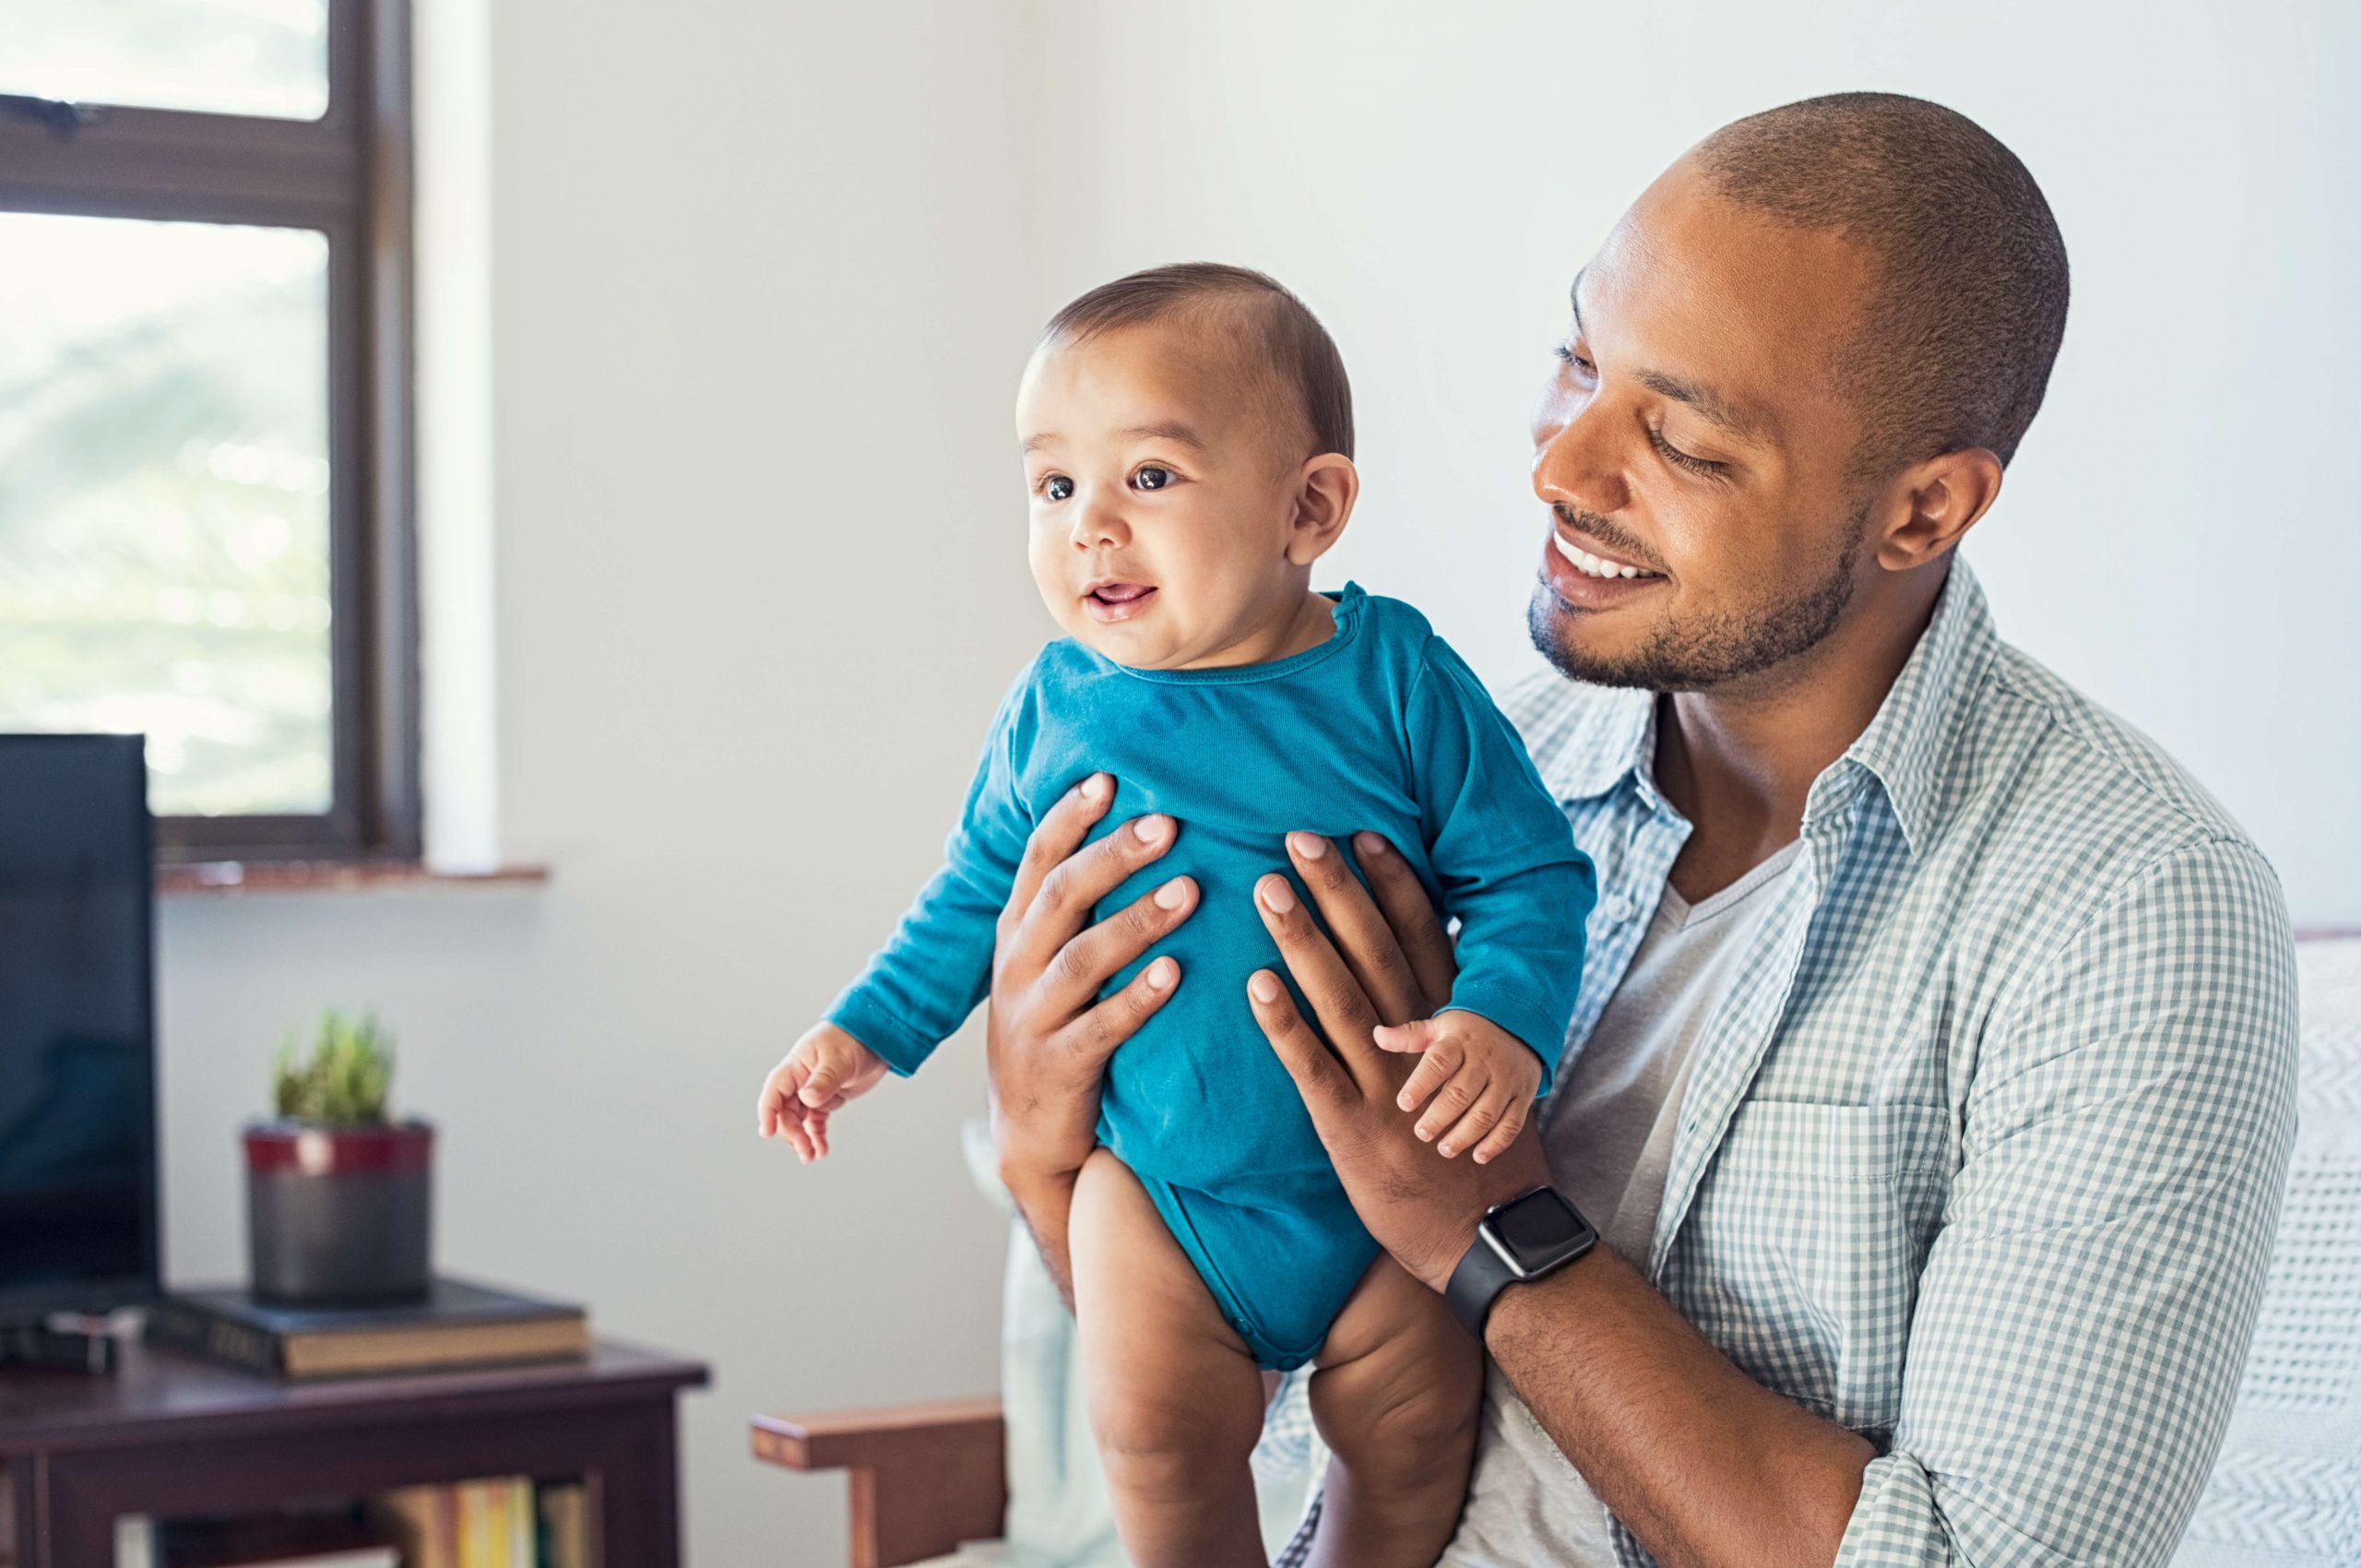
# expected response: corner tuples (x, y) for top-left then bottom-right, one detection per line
(152, 5), (2357, 1566)
(159, 3), (1043, 1562)
(1026, 0), (2361, 925)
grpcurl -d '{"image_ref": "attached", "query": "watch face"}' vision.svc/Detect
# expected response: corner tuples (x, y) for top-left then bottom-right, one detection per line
(1489, 1188), (1595, 1274)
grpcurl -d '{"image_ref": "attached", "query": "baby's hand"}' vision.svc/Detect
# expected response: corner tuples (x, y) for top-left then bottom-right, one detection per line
(756, 1023), (889, 1164)
(1372, 1012), (1544, 1164)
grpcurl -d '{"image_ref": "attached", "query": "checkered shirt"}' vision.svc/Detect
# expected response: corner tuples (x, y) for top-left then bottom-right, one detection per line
(1275, 558), (2299, 1567)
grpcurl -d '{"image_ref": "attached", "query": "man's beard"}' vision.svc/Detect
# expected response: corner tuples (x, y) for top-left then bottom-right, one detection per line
(1528, 504), (1865, 693)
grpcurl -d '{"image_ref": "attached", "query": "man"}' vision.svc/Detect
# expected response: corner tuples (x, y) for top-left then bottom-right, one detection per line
(984, 92), (2297, 1566)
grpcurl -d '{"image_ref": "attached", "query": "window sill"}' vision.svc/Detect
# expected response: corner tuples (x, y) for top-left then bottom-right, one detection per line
(156, 861), (550, 897)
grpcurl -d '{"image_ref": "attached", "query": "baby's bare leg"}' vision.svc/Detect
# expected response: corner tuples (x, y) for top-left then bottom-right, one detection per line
(1070, 1149), (1268, 1568)
(1305, 1255), (1482, 1568)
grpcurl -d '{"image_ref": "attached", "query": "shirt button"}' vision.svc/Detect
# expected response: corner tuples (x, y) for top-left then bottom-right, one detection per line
(1604, 894), (1638, 923)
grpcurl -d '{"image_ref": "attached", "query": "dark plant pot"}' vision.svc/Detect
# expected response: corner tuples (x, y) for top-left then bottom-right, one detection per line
(243, 1119), (434, 1306)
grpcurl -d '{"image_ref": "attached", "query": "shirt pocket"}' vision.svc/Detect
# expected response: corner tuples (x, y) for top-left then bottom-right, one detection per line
(1673, 1098), (1950, 1442)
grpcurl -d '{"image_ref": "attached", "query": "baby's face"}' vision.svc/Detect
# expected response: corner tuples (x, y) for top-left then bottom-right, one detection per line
(1017, 325), (1314, 670)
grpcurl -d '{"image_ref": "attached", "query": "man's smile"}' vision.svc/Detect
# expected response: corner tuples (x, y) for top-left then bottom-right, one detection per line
(1541, 520), (1667, 610)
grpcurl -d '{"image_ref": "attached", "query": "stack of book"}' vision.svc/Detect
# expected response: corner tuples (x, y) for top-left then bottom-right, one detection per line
(377, 1480), (589, 1568)
(112, 1482), (589, 1568)
(145, 1277), (588, 1381)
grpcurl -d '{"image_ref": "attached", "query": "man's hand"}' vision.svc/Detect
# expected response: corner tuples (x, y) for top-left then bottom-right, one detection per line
(985, 774), (1197, 1289)
(1247, 830), (1548, 1292)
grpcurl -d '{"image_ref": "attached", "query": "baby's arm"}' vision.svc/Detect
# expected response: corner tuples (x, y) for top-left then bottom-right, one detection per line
(1378, 637), (1599, 1158)
(755, 669), (1038, 1157)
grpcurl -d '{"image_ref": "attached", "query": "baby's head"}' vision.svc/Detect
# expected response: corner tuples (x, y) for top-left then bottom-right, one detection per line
(1017, 264), (1359, 670)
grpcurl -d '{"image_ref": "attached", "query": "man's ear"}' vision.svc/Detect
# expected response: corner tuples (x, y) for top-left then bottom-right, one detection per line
(1873, 446), (2004, 573)
(1285, 454), (1360, 565)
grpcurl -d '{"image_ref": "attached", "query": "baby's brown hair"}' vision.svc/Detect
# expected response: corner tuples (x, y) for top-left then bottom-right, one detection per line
(1039, 262), (1355, 462)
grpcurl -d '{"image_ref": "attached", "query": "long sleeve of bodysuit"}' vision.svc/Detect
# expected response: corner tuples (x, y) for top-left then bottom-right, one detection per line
(1407, 636), (1597, 1093)
(824, 672), (1036, 1075)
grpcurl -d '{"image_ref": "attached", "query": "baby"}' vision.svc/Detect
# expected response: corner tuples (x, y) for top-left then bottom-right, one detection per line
(757, 264), (1595, 1568)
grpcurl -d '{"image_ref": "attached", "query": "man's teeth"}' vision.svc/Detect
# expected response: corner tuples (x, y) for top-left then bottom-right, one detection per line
(1551, 532), (1649, 579)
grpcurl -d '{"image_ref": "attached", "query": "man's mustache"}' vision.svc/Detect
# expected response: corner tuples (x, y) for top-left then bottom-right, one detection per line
(1551, 505), (1663, 573)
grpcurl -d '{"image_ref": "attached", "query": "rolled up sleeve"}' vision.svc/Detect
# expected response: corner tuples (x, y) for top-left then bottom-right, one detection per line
(1835, 839), (2299, 1568)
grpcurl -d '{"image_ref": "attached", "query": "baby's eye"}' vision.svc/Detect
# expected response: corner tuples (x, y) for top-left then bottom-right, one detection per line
(1133, 466), (1172, 492)
(1042, 473), (1074, 502)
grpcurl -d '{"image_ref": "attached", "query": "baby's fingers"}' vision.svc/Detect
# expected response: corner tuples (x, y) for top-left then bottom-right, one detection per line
(757, 1059), (809, 1138)
(1469, 1099), (1530, 1166)
(1394, 1035), (1467, 1114)
(1436, 1080), (1520, 1160)
(1412, 1059), (1487, 1142)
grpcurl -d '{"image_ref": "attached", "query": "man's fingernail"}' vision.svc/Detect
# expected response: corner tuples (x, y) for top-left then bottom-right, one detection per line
(1133, 814), (1171, 844)
(1249, 971), (1281, 1004)
(1154, 877), (1190, 909)
(1356, 831), (1389, 857)
(1260, 878), (1297, 912)
(1147, 956), (1177, 990)
(1289, 831), (1326, 860)
(1082, 774), (1110, 802)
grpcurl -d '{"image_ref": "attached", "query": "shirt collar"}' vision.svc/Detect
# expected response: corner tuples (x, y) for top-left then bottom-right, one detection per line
(1531, 556), (1999, 856)
(1827, 555), (1999, 857)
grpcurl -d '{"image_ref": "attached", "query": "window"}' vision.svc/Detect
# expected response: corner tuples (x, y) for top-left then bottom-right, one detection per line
(0, 0), (418, 861)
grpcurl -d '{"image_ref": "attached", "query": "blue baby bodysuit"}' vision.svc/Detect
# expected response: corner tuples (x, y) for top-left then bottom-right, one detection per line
(828, 583), (1595, 1367)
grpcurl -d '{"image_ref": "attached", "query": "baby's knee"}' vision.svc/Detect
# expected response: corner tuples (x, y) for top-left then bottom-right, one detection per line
(1312, 1329), (1480, 1481)
(1090, 1384), (1264, 1501)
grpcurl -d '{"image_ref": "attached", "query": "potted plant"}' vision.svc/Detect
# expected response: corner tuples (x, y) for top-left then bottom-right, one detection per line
(243, 1010), (433, 1305)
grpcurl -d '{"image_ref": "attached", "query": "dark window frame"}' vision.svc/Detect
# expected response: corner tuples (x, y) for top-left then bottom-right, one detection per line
(0, 0), (420, 863)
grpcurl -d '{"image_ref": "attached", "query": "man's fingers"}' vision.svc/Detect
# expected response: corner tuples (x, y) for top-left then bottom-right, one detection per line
(1042, 873), (1197, 1018)
(1064, 954), (1182, 1067)
(1286, 832), (1428, 1028)
(1011, 810), (1180, 990)
(1253, 873), (1393, 1099)
(1248, 968), (1355, 1114)
(1002, 773), (1115, 943)
(1353, 831), (1458, 1012)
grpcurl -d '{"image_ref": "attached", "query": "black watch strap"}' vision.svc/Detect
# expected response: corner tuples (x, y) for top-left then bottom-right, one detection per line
(1444, 1186), (1598, 1340)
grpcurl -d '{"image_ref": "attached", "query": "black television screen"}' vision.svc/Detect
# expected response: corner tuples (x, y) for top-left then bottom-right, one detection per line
(0, 733), (160, 1321)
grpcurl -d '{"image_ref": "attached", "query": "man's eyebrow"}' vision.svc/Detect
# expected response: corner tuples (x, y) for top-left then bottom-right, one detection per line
(1117, 422), (1208, 449)
(1635, 369), (1775, 445)
(1569, 267), (1774, 446)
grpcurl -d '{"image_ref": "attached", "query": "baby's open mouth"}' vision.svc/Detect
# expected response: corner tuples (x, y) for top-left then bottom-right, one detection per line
(1085, 582), (1158, 622)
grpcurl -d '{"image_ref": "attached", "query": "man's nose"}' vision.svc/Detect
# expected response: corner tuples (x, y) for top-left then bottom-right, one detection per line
(1532, 400), (1631, 518)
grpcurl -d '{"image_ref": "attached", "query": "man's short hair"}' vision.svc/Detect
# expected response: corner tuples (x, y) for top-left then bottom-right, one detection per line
(1039, 262), (1355, 461)
(1696, 91), (2070, 471)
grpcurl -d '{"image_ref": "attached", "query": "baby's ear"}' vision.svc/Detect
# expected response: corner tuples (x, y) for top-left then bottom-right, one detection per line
(1284, 453), (1359, 565)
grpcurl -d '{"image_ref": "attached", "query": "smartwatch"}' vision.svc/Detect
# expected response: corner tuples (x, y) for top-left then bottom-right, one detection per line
(1444, 1186), (1598, 1340)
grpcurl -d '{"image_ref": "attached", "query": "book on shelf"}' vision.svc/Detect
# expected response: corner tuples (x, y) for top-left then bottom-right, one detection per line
(144, 1277), (589, 1381)
(376, 1480), (585, 1568)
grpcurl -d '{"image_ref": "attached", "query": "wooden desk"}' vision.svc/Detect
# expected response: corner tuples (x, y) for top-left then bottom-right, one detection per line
(0, 1336), (708, 1568)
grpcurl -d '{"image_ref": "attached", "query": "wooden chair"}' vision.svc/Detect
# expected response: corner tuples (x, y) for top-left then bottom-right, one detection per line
(752, 1396), (1005, 1568)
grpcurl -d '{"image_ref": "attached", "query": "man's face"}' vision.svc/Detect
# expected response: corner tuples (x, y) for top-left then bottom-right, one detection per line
(1528, 160), (1883, 692)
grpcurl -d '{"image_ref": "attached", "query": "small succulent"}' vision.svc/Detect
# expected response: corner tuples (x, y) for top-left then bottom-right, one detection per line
(273, 1009), (395, 1124)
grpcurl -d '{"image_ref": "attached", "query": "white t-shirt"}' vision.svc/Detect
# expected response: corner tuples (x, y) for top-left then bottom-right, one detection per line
(1442, 837), (1806, 1568)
